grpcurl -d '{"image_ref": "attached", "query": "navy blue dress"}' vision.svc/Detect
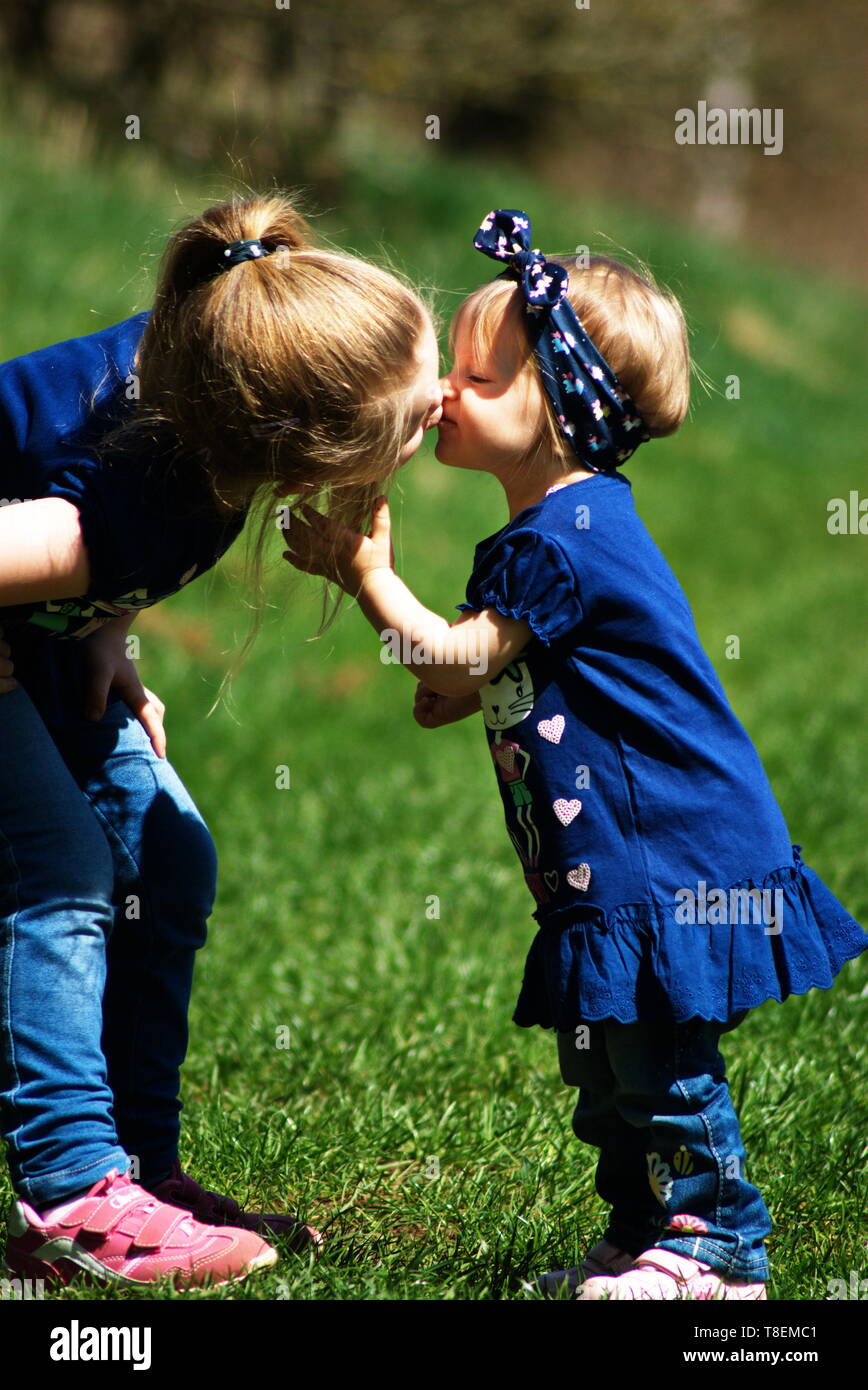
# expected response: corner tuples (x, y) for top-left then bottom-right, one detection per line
(458, 473), (867, 1029)
(0, 315), (246, 723)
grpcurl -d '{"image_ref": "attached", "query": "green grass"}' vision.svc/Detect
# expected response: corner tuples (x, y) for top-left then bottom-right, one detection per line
(0, 116), (866, 1303)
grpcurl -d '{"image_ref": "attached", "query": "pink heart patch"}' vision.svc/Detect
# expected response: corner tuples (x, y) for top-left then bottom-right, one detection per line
(553, 798), (582, 826)
(494, 745), (516, 774)
(567, 864), (591, 892)
(537, 715), (565, 744)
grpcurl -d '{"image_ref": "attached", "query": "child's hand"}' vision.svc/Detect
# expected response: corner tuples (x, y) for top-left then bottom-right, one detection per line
(413, 681), (482, 729)
(281, 498), (394, 596)
(81, 619), (166, 758)
(0, 624), (16, 693)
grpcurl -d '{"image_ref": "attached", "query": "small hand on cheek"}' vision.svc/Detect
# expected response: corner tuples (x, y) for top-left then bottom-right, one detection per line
(281, 497), (394, 595)
(280, 504), (333, 581)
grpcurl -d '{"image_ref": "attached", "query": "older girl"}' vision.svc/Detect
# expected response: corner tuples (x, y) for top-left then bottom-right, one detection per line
(0, 193), (442, 1288)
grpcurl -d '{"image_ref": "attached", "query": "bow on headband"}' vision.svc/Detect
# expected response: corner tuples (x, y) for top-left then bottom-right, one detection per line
(473, 209), (649, 472)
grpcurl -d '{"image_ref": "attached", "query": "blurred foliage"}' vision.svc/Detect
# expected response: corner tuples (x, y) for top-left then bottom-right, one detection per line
(0, 0), (866, 277)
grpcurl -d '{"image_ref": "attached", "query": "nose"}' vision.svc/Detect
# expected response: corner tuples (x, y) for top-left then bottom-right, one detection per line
(440, 373), (457, 399)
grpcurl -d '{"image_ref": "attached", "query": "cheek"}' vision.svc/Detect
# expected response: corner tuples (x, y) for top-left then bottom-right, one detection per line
(477, 401), (533, 455)
(520, 385), (549, 445)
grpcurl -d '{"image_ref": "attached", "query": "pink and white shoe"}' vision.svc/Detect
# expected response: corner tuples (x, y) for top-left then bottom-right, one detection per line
(536, 1238), (637, 1296)
(577, 1247), (768, 1300)
(3, 1168), (278, 1289)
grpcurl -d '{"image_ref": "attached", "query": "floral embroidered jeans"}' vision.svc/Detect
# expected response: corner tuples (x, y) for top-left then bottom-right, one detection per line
(557, 1014), (772, 1282)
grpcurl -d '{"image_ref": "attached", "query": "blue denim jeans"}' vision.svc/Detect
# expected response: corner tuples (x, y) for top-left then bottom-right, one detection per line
(0, 681), (217, 1210)
(557, 1014), (771, 1282)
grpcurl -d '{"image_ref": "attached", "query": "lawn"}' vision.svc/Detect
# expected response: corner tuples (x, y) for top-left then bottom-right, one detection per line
(0, 118), (865, 1302)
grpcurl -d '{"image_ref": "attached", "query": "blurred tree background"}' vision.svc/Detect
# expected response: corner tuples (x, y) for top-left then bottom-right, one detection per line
(1, 0), (865, 280)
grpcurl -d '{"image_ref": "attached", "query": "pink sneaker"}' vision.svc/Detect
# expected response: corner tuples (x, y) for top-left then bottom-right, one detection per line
(536, 1238), (637, 1296)
(145, 1161), (323, 1254)
(577, 1247), (768, 1300)
(3, 1168), (278, 1289)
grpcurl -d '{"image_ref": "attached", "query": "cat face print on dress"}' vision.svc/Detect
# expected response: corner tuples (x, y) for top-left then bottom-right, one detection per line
(481, 658), (534, 730)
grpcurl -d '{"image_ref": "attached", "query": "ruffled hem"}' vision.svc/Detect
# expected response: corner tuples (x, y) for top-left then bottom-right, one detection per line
(512, 845), (868, 1029)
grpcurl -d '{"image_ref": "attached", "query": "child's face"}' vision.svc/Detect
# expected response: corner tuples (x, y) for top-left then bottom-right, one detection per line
(397, 320), (444, 464)
(435, 310), (542, 474)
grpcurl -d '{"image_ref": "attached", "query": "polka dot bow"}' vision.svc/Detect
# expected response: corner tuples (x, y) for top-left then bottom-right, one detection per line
(473, 209), (650, 472)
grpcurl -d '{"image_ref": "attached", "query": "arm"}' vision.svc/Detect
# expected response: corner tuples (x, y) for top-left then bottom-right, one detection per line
(0, 498), (90, 605)
(356, 566), (527, 696)
(281, 497), (531, 698)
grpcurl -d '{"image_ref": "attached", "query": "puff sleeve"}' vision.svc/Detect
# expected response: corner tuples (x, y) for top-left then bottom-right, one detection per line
(457, 526), (584, 647)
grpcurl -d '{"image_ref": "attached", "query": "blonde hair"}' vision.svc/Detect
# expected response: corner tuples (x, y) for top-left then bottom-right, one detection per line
(105, 193), (431, 696)
(453, 252), (690, 468)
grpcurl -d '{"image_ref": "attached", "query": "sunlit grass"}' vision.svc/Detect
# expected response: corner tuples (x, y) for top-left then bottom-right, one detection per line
(0, 114), (865, 1302)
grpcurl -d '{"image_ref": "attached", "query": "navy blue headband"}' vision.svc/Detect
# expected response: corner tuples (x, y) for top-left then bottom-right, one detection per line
(473, 209), (649, 472)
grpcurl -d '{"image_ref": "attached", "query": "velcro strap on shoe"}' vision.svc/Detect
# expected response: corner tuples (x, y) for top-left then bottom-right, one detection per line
(83, 1189), (149, 1236)
(134, 1203), (192, 1249)
(53, 1197), (100, 1230)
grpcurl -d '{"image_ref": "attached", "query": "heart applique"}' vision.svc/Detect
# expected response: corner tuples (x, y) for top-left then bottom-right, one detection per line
(553, 798), (582, 826)
(537, 715), (565, 744)
(494, 744), (516, 774)
(544, 871), (559, 894)
(567, 864), (591, 892)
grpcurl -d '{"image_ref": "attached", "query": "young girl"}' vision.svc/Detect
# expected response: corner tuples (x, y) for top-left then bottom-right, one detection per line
(0, 192), (442, 1288)
(282, 207), (868, 1299)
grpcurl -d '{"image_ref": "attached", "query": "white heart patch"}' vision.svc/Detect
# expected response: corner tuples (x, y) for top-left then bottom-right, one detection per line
(553, 798), (582, 826)
(537, 715), (565, 744)
(567, 864), (591, 892)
